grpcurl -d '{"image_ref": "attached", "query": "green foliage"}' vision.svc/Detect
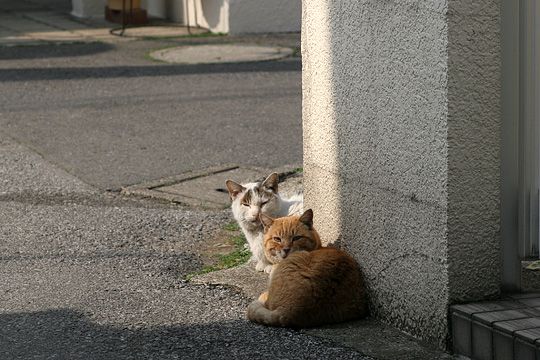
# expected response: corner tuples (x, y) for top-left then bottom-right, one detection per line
(223, 222), (240, 232)
(185, 231), (250, 280)
(526, 260), (540, 271)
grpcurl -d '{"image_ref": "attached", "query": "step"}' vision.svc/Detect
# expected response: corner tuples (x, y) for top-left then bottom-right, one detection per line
(450, 293), (540, 360)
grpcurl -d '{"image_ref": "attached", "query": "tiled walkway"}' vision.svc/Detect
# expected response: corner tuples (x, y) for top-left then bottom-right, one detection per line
(451, 293), (540, 360)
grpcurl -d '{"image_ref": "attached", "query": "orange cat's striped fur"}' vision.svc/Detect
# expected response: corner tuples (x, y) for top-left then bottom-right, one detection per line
(247, 209), (367, 327)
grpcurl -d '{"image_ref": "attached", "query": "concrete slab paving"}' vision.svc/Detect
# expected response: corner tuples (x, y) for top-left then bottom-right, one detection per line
(122, 165), (302, 209)
(0, 131), (96, 198)
(189, 256), (455, 360)
(305, 321), (456, 360)
(191, 263), (268, 300)
(122, 166), (269, 209)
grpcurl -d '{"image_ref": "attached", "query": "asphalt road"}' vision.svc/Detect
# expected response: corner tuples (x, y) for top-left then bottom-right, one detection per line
(0, 30), (370, 359)
(0, 102), (366, 359)
(0, 39), (302, 190)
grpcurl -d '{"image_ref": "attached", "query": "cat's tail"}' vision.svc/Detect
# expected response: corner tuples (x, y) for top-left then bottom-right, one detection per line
(246, 300), (285, 327)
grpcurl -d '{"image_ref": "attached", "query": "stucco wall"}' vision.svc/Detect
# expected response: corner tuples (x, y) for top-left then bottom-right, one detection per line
(446, 0), (501, 302)
(303, 0), (500, 347)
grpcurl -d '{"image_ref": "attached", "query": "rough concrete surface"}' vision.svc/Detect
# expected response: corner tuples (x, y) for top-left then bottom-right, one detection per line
(446, 0), (501, 303)
(0, 38), (301, 191)
(150, 44), (294, 65)
(192, 261), (454, 359)
(0, 121), (367, 359)
(0, 9), (372, 356)
(191, 262), (269, 300)
(302, 0), (501, 347)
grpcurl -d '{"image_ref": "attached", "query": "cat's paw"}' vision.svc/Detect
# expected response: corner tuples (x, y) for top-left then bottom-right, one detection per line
(263, 264), (274, 274)
(258, 291), (269, 304)
(255, 261), (266, 272)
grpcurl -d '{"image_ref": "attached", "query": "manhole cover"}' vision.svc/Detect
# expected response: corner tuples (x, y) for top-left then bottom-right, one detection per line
(121, 166), (272, 209)
(149, 44), (294, 64)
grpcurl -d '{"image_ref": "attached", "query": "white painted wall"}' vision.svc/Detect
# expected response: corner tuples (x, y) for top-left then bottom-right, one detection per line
(72, 0), (183, 21)
(139, 0), (183, 21)
(71, 0), (107, 18)
(185, 0), (300, 34)
(229, 0), (301, 34)
(72, 0), (300, 34)
(141, 0), (166, 18)
(185, 0), (229, 33)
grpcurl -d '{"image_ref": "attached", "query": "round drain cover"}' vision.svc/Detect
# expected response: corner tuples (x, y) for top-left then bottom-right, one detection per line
(149, 44), (294, 65)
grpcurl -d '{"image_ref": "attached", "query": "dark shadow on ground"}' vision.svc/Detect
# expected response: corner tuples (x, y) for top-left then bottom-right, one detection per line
(0, 60), (301, 82)
(0, 42), (115, 60)
(0, 309), (363, 359)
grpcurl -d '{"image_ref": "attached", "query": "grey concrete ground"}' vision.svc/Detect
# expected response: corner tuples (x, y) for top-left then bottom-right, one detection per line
(0, 4), (371, 358)
(0, 38), (301, 190)
(0, 3), (455, 359)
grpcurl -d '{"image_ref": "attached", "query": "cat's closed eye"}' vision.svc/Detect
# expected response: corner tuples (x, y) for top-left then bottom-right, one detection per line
(292, 236), (302, 241)
(273, 236), (281, 243)
(242, 203), (250, 207)
(261, 200), (269, 206)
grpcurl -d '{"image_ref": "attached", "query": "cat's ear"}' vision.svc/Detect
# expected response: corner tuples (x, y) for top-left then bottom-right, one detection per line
(259, 213), (274, 231)
(299, 209), (314, 229)
(261, 173), (279, 193)
(225, 180), (245, 200)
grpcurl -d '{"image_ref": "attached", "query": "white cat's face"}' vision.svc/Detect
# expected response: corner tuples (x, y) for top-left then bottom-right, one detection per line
(226, 173), (281, 231)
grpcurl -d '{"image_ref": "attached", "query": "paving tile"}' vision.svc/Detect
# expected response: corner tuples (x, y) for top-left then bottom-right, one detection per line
(515, 327), (540, 344)
(514, 338), (536, 360)
(473, 308), (540, 325)
(517, 297), (540, 307)
(453, 295), (540, 360)
(451, 301), (525, 316)
(452, 312), (472, 357)
(122, 166), (301, 210)
(493, 329), (514, 360)
(471, 320), (492, 360)
(493, 317), (540, 334)
(507, 293), (540, 300)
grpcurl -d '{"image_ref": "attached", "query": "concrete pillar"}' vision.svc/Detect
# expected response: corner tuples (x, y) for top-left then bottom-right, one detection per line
(302, 0), (501, 347)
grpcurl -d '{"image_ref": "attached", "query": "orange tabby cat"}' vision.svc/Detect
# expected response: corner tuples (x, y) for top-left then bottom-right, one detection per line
(260, 209), (321, 268)
(247, 209), (367, 327)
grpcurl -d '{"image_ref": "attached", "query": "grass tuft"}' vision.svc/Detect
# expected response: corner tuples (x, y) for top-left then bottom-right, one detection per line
(223, 222), (240, 232)
(185, 224), (250, 280)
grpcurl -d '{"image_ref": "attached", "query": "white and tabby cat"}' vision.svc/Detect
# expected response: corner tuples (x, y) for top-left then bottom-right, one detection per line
(225, 173), (303, 273)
